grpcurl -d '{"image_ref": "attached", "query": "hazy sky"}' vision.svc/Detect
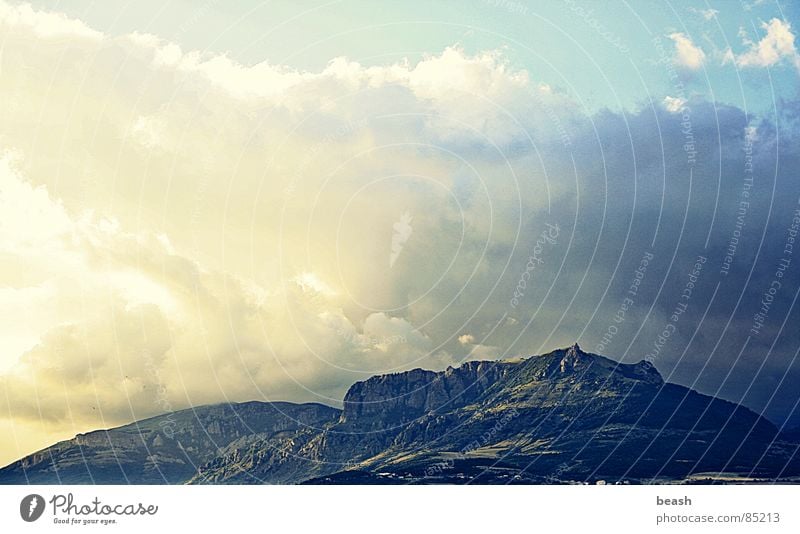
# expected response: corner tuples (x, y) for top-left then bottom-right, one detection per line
(1, 0), (799, 466)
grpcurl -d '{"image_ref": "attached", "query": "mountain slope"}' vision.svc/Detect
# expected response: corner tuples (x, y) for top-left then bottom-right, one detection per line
(0, 401), (339, 484)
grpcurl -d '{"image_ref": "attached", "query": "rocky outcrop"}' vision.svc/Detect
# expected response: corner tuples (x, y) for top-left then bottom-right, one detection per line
(340, 360), (511, 427)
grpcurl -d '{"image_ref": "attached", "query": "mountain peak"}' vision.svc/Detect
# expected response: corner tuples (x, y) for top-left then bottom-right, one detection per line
(544, 344), (662, 383)
(559, 342), (587, 373)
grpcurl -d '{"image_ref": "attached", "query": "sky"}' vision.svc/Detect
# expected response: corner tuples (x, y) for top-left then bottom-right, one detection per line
(0, 0), (799, 466)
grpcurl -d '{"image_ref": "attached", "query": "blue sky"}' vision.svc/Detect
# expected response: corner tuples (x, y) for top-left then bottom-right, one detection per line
(24, 0), (800, 113)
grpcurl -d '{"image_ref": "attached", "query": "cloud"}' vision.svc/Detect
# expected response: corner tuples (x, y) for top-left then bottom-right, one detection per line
(0, 2), (799, 463)
(0, 155), (457, 438)
(0, 11), (564, 458)
(662, 96), (687, 113)
(0, 1), (102, 40)
(669, 32), (706, 70)
(129, 115), (169, 151)
(689, 7), (718, 21)
(458, 334), (475, 345)
(731, 18), (800, 71)
(742, 0), (768, 11)
(701, 9), (718, 20)
(122, 33), (550, 148)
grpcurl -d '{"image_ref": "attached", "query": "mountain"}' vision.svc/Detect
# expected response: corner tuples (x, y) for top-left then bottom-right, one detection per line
(0, 401), (339, 484)
(3, 344), (799, 484)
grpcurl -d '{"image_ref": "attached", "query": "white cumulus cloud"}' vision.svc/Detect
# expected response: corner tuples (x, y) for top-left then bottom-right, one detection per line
(669, 32), (706, 70)
(731, 18), (800, 71)
(0, 1), (102, 40)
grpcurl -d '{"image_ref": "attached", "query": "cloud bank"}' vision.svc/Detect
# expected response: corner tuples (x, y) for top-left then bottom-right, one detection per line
(0, 2), (799, 463)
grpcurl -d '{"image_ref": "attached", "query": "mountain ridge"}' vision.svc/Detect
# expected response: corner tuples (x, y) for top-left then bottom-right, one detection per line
(2, 344), (798, 484)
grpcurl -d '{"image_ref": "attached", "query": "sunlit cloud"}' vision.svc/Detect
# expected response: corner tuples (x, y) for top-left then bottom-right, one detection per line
(730, 18), (800, 71)
(669, 32), (707, 70)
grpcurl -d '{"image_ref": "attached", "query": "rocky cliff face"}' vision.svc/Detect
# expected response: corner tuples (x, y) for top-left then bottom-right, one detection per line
(340, 360), (512, 426)
(4, 344), (799, 485)
(189, 345), (798, 484)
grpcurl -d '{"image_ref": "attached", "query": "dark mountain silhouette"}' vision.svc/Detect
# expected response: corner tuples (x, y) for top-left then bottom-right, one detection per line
(2, 345), (799, 484)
